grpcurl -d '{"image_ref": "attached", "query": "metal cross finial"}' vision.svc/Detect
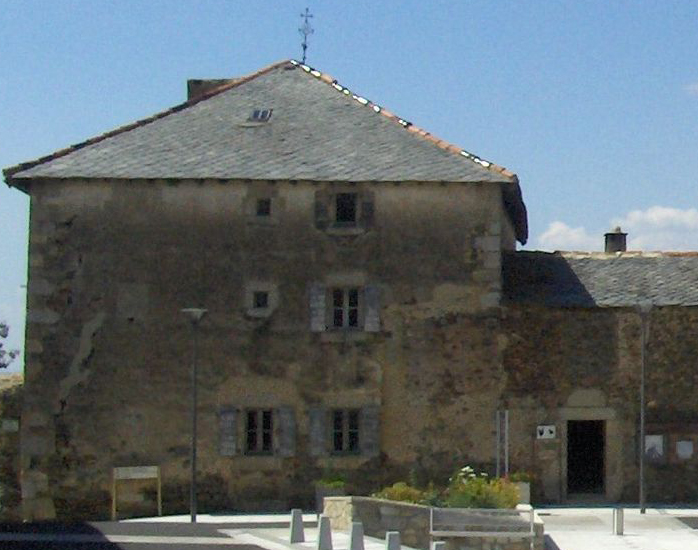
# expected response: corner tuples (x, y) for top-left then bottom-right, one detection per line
(298, 7), (314, 64)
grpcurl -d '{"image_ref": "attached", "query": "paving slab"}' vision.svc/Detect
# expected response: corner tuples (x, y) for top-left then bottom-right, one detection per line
(541, 507), (698, 550)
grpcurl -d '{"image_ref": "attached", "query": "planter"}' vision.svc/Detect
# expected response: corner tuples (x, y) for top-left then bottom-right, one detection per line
(315, 484), (346, 513)
(514, 481), (531, 504)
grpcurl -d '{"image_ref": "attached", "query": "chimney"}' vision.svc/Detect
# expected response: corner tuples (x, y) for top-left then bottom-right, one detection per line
(604, 226), (627, 253)
(187, 79), (238, 101)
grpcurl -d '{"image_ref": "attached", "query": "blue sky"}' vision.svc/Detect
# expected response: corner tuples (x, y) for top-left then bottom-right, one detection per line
(3, 0), (698, 372)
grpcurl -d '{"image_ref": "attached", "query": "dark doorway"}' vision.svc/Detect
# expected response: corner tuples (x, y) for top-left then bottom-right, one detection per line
(567, 420), (605, 494)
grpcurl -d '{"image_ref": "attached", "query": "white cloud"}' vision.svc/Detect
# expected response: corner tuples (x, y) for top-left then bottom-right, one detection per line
(536, 221), (597, 251)
(613, 206), (698, 251)
(534, 206), (698, 253)
(685, 82), (698, 96)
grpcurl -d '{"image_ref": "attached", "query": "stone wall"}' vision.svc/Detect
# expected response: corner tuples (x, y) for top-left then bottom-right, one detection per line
(501, 304), (698, 504)
(323, 496), (544, 550)
(0, 374), (22, 521)
(20, 178), (512, 519)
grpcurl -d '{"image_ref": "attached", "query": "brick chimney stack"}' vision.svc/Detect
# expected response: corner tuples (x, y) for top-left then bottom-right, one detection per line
(605, 226), (627, 253)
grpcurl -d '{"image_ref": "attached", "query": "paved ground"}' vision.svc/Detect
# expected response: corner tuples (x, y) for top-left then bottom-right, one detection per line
(3, 508), (698, 549)
(541, 507), (698, 550)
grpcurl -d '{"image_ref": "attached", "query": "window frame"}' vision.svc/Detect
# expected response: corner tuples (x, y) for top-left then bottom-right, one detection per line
(256, 197), (272, 217)
(333, 192), (359, 228)
(331, 409), (360, 455)
(245, 408), (274, 455)
(330, 287), (362, 330)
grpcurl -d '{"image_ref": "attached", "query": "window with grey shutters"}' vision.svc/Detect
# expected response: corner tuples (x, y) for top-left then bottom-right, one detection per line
(314, 189), (375, 232)
(275, 406), (296, 457)
(310, 284), (380, 333)
(219, 409), (237, 457)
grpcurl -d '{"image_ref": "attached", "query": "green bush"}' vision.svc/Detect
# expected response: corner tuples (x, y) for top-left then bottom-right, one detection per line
(444, 466), (519, 509)
(372, 466), (519, 509)
(372, 482), (428, 504)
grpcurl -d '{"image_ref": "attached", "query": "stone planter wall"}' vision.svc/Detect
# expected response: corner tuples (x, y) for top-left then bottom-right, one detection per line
(323, 496), (544, 550)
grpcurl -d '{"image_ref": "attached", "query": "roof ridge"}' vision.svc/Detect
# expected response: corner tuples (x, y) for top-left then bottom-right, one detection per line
(289, 60), (516, 182)
(3, 59), (294, 182)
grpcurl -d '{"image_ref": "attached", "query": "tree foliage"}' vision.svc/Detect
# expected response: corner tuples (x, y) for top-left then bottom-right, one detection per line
(0, 323), (18, 369)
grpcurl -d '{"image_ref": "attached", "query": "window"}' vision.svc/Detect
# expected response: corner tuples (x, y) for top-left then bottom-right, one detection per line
(256, 198), (272, 217)
(335, 193), (358, 226)
(313, 189), (374, 232)
(250, 109), (273, 122)
(332, 409), (360, 453)
(246, 409), (273, 454)
(332, 288), (359, 329)
(253, 291), (269, 309)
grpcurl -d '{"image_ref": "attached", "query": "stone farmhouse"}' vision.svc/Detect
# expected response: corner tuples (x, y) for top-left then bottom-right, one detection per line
(5, 59), (698, 520)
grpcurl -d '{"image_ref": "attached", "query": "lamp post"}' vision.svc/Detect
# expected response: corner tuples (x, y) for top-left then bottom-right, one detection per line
(181, 308), (207, 523)
(636, 301), (652, 515)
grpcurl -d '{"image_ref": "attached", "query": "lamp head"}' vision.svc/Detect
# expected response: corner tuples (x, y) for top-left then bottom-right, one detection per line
(181, 308), (208, 323)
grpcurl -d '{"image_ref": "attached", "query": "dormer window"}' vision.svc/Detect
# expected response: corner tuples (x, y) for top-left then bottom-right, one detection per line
(250, 109), (273, 122)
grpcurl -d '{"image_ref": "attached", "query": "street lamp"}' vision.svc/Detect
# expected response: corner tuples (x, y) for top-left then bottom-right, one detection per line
(181, 307), (207, 523)
(636, 301), (652, 515)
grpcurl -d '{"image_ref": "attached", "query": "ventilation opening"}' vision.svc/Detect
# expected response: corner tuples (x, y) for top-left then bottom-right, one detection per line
(250, 109), (273, 122)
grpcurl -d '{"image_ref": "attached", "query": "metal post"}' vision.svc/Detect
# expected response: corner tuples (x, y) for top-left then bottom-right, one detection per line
(181, 308), (207, 524)
(639, 311), (646, 514)
(190, 320), (198, 523)
(496, 410), (501, 477)
(613, 507), (624, 535)
(637, 302), (651, 515)
(504, 410), (510, 476)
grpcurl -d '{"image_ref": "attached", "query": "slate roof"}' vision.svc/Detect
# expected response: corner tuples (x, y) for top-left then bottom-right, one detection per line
(504, 251), (698, 307)
(4, 59), (529, 243)
(5, 60), (515, 183)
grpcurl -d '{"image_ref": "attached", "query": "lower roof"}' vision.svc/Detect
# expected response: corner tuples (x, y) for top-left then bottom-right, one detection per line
(504, 251), (698, 307)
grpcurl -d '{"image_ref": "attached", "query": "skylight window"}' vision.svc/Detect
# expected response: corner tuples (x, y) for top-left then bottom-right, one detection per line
(250, 109), (273, 122)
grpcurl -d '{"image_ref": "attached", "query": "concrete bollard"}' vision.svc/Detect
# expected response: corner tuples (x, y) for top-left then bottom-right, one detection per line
(385, 531), (401, 550)
(317, 515), (333, 550)
(432, 542), (447, 550)
(613, 507), (624, 535)
(349, 522), (365, 550)
(290, 508), (305, 543)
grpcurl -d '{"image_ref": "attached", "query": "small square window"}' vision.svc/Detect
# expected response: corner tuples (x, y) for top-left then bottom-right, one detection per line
(253, 291), (269, 309)
(256, 198), (272, 217)
(677, 440), (694, 460)
(335, 193), (357, 225)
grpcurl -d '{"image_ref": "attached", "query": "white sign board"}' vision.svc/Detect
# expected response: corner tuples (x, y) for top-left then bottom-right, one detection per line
(1, 419), (19, 433)
(536, 425), (556, 439)
(113, 465), (159, 480)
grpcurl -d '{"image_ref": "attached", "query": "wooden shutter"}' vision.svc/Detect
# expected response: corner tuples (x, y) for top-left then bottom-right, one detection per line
(310, 284), (327, 332)
(359, 405), (381, 458)
(360, 190), (375, 229)
(218, 408), (237, 457)
(276, 406), (296, 457)
(314, 190), (330, 230)
(363, 285), (380, 332)
(309, 406), (329, 457)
